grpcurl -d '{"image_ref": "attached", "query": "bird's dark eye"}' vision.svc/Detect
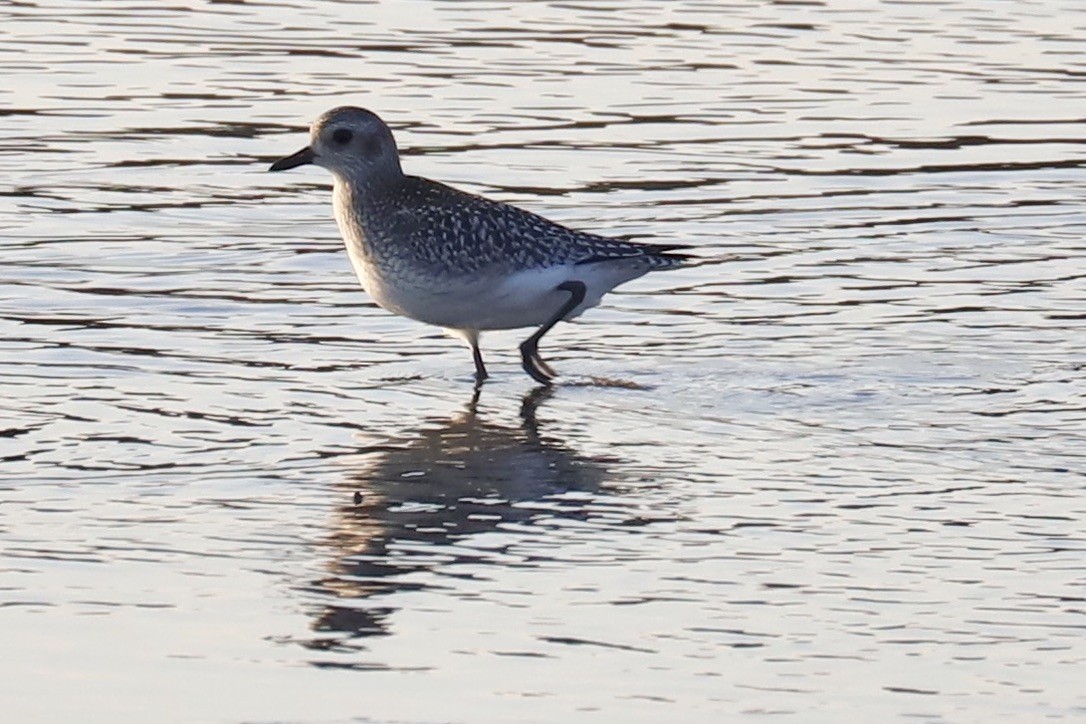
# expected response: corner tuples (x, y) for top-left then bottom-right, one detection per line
(332, 129), (353, 145)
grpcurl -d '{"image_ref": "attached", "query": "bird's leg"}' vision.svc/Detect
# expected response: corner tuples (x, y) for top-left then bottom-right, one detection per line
(519, 281), (586, 385)
(531, 352), (556, 379)
(471, 340), (488, 383)
(520, 339), (552, 385)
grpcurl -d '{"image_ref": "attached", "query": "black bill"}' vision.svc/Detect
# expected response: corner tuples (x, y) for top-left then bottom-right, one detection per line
(269, 146), (315, 172)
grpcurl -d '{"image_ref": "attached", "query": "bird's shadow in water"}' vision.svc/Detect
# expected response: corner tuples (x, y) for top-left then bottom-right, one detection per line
(300, 386), (624, 655)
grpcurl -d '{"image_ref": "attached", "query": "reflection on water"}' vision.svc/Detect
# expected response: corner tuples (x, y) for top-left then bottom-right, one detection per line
(307, 389), (612, 648)
(1, 0), (1085, 721)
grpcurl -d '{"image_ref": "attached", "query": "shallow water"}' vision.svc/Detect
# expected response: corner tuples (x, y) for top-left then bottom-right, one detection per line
(2, 1), (1085, 721)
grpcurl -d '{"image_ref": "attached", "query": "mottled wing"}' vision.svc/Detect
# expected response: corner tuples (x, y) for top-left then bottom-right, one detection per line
(388, 177), (691, 274)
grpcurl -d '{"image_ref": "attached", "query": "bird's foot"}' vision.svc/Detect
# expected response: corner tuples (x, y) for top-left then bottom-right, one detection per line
(520, 340), (556, 386)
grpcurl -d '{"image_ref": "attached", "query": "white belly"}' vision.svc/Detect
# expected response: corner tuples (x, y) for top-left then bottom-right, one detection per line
(360, 263), (582, 331)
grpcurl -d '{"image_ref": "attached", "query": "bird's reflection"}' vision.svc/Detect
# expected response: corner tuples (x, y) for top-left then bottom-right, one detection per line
(304, 387), (614, 649)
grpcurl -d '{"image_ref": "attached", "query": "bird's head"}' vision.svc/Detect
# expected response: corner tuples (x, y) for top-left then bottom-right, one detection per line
(269, 106), (403, 184)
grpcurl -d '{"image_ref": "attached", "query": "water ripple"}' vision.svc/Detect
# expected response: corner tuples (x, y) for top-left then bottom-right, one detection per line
(2, 0), (1085, 721)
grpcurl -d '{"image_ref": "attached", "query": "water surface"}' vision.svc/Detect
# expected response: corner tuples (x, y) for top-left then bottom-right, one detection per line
(2, 1), (1085, 721)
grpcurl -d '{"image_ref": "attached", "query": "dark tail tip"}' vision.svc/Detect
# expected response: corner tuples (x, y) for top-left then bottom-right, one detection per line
(645, 243), (695, 268)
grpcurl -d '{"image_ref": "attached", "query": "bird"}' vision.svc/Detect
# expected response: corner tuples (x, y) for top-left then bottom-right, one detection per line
(269, 106), (691, 385)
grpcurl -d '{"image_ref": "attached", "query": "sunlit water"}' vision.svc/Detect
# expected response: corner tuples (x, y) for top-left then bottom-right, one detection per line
(2, 1), (1085, 721)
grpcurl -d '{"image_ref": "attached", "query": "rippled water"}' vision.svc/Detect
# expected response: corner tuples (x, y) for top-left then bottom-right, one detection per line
(2, 1), (1085, 721)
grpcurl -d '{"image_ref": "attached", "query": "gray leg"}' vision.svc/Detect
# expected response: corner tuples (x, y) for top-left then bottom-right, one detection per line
(519, 281), (586, 385)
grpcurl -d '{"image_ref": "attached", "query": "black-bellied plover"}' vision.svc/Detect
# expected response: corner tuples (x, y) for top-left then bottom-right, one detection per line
(270, 106), (690, 385)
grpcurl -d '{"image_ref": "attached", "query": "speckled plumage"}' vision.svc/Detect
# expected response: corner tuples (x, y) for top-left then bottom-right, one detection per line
(350, 174), (686, 274)
(270, 106), (691, 384)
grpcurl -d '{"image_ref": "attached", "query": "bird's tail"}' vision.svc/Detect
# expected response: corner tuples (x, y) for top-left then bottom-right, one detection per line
(575, 243), (695, 270)
(642, 243), (695, 269)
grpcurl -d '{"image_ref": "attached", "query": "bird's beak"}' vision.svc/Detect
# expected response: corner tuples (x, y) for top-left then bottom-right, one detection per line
(269, 146), (315, 172)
